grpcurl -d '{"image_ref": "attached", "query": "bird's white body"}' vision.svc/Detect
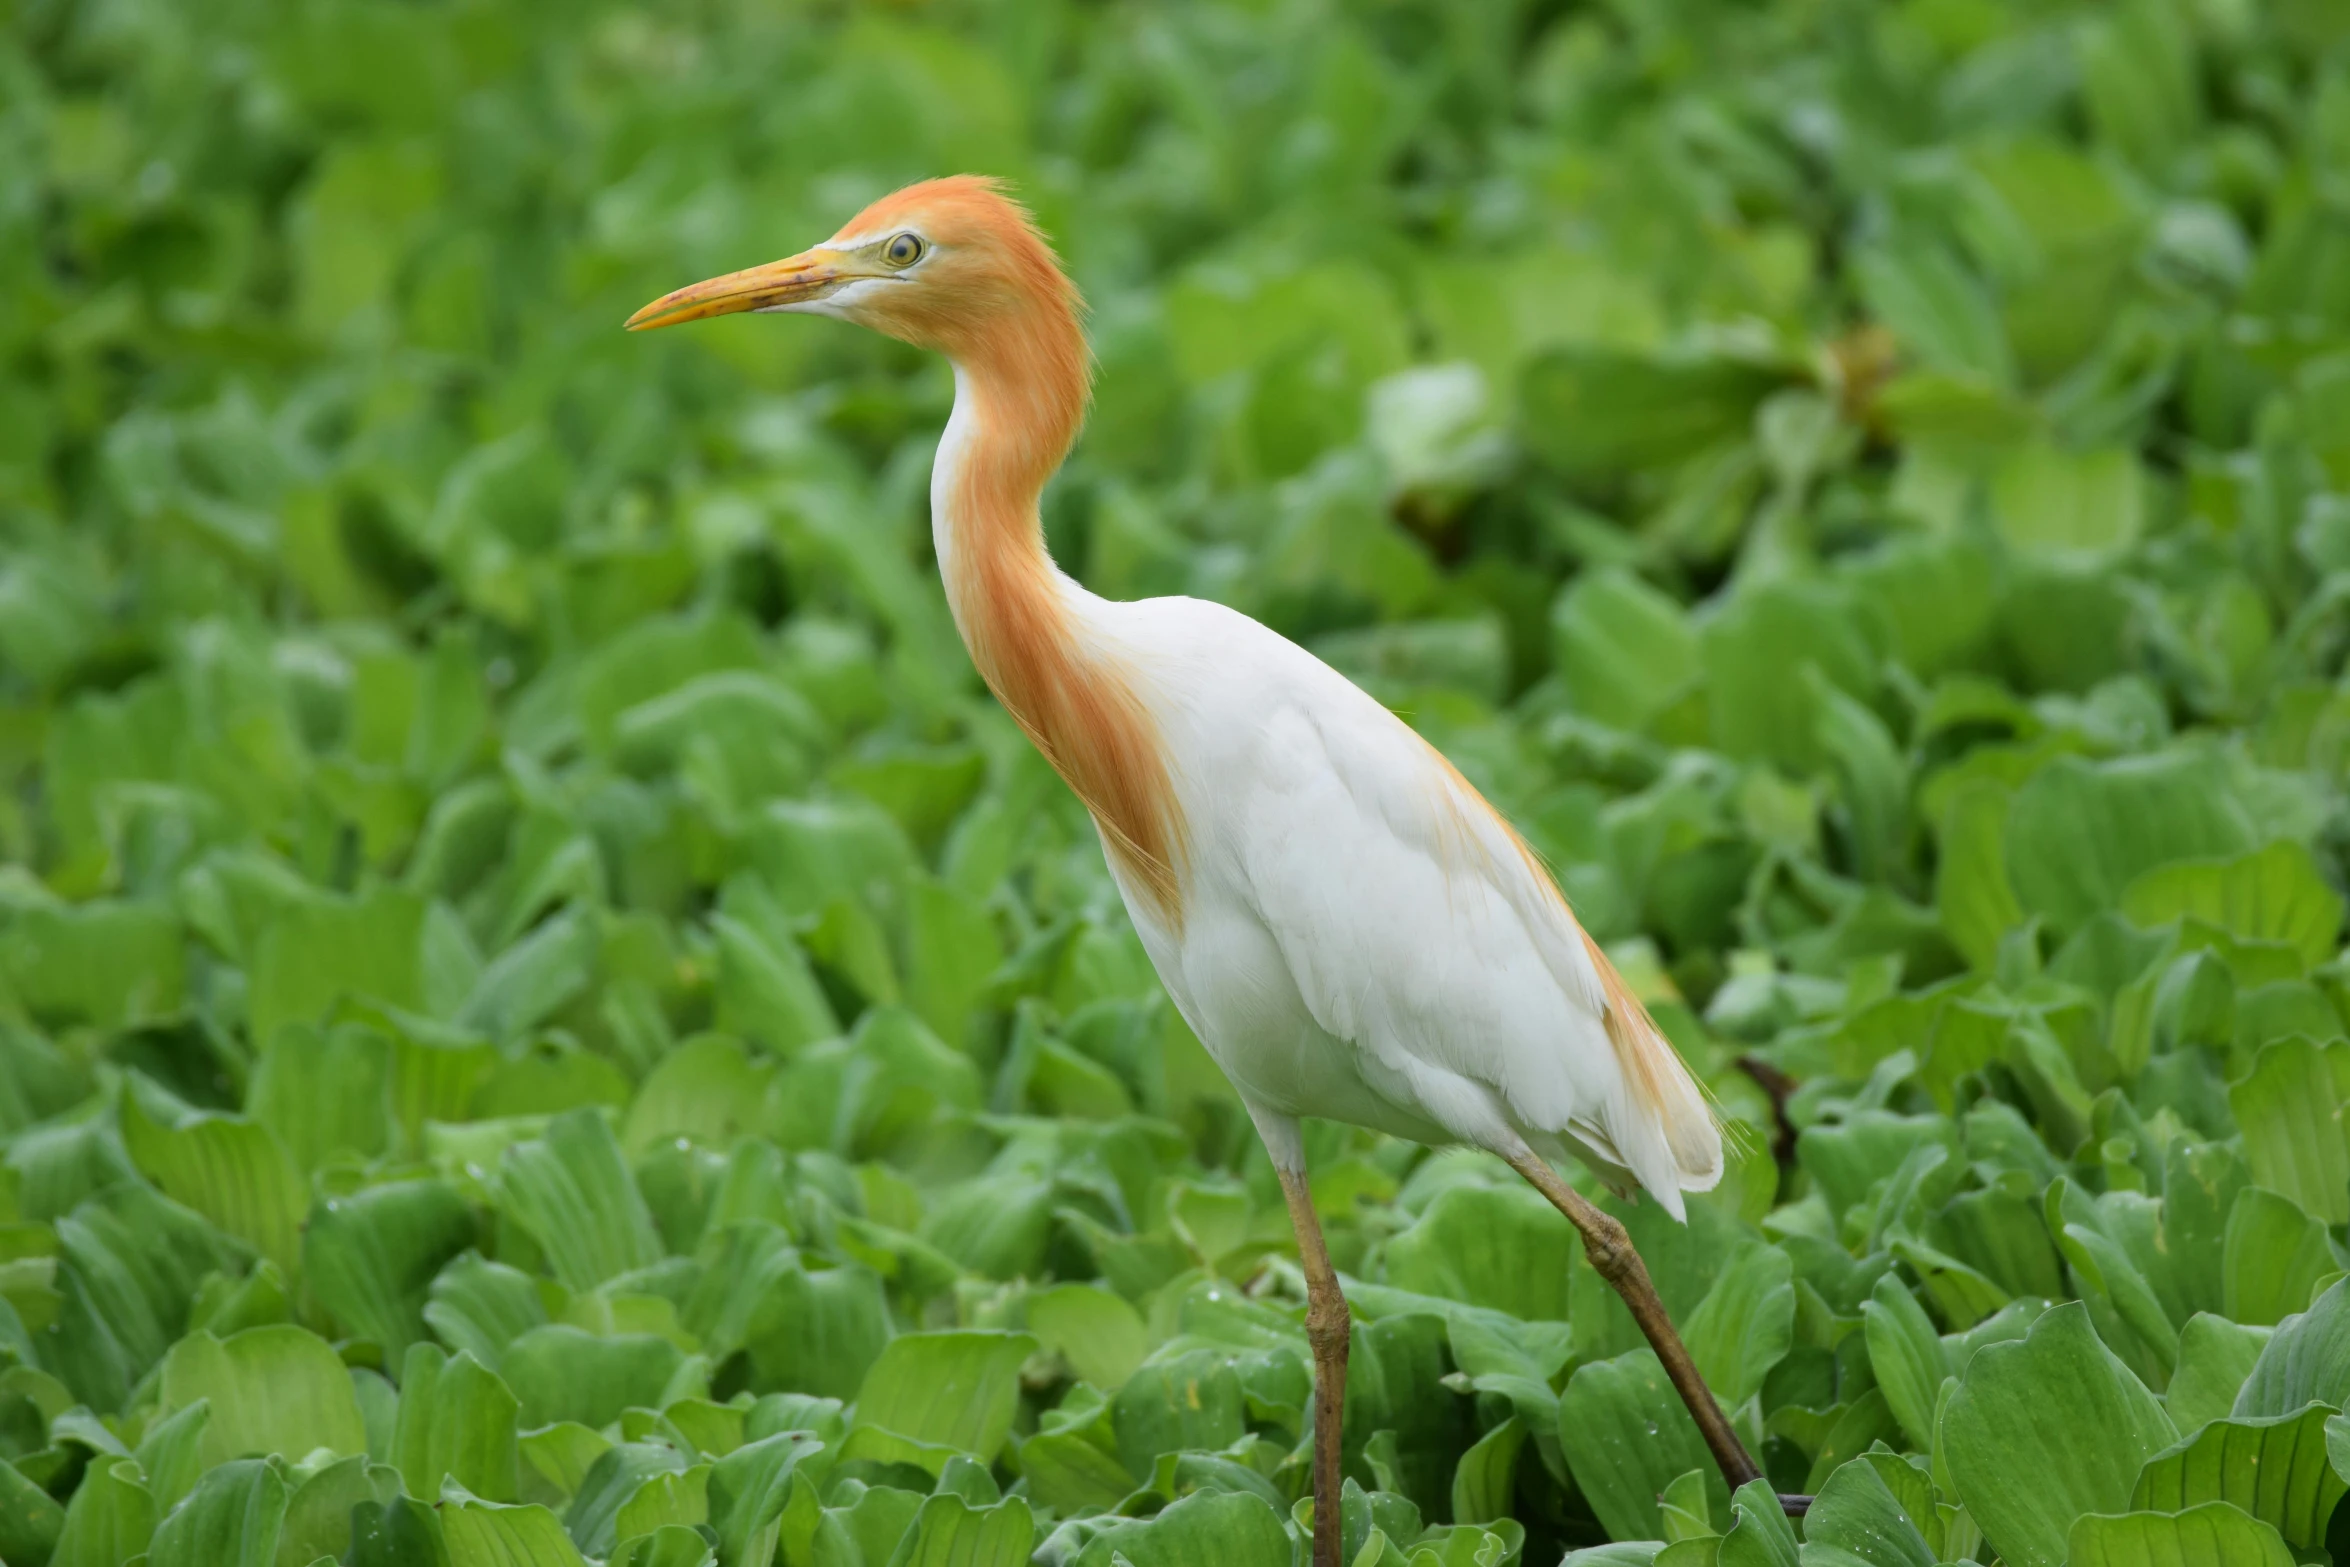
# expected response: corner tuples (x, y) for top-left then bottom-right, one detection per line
(933, 375), (1723, 1215)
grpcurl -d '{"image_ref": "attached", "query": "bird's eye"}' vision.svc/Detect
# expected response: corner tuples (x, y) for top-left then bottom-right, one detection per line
(882, 233), (925, 268)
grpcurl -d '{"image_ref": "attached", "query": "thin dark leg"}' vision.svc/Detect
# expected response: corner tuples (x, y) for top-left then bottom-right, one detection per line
(1505, 1150), (1763, 1492)
(1277, 1165), (1348, 1567)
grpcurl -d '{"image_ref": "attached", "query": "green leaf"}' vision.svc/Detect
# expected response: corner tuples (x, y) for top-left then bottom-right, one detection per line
(496, 1109), (663, 1292)
(51, 1455), (155, 1567)
(618, 1035), (773, 1156)
(1657, 1468), (1715, 1543)
(1558, 1348), (1724, 1543)
(2130, 1401), (2344, 1549)
(2223, 1187), (2335, 1328)
(275, 1453), (397, 1567)
(1701, 579), (1876, 774)
(1345, 1311), (1477, 1517)
(1561, 1548), (1665, 1567)
(1713, 1480), (1795, 1567)
(1935, 780), (2024, 973)
(148, 1458), (289, 1567)
(247, 889), (427, 1047)
(136, 1399), (213, 1517)
(1854, 243), (2011, 383)
(48, 1180), (237, 1406)
(119, 1081), (308, 1273)
(1989, 442), (2145, 562)
(1450, 1416), (1525, 1527)
(160, 1327), (370, 1469)
(1015, 1429), (1134, 1516)
(711, 914), (839, 1057)
(1025, 1284), (1149, 1391)
(1112, 1350), (1248, 1478)
(1801, 1388), (1900, 1494)
(852, 1331), (1038, 1467)
(0, 900), (187, 1029)
(739, 1256), (895, 1401)
(610, 1525), (716, 1567)
(919, 1175), (1056, 1280)
(1798, 1456), (1934, 1567)
(305, 1179), (476, 1364)
(563, 1442), (690, 1560)
(903, 880), (1002, 1049)
(1519, 348), (1784, 482)
(2123, 842), (2344, 967)
(2236, 1280), (2350, 1416)
(655, 1398), (746, 1460)
(460, 906), (602, 1041)
(2005, 754), (2258, 937)
(572, 611), (766, 748)
(608, 668), (820, 789)
(521, 1423), (612, 1507)
(2168, 1315), (2272, 1434)
(2065, 1501), (2293, 1567)
(2226, 1039), (2350, 1225)
(0, 1455), (67, 1567)
(393, 1344), (521, 1504)
(1810, 669), (1908, 885)
(441, 1498), (590, 1567)
(1067, 1488), (1295, 1567)
(738, 797), (921, 925)
(248, 1023), (392, 1174)
(1680, 1243), (1794, 1407)
(611, 1464), (706, 1542)
(1383, 1184), (1574, 1323)
(425, 1252), (553, 1372)
(1551, 568), (1701, 735)
(2164, 1143), (2251, 1322)
(1860, 1275), (1945, 1452)
(769, 1009), (979, 1161)
(13, 1114), (135, 1224)
(500, 1326), (686, 1430)
(379, 1011), (499, 1153)
(885, 1493), (1035, 1567)
(2046, 1180), (2182, 1388)
(707, 1429), (829, 1567)
(1941, 1302), (2177, 1567)
(343, 1495), (449, 1567)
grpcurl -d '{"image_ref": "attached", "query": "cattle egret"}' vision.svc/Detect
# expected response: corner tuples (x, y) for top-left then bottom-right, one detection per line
(631, 176), (1764, 1555)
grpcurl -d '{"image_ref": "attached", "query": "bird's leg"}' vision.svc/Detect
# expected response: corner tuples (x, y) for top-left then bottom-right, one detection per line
(1505, 1151), (1762, 1492)
(1277, 1165), (1349, 1567)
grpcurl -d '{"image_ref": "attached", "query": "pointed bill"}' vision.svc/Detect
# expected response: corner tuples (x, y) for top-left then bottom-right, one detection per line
(624, 247), (874, 331)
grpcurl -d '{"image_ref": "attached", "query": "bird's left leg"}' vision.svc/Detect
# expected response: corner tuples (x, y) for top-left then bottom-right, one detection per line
(1504, 1150), (1763, 1492)
(1276, 1164), (1349, 1567)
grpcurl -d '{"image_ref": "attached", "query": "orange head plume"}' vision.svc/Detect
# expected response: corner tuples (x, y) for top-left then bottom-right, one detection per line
(628, 174), (1090, 473)
(628, 176), (1078, 354)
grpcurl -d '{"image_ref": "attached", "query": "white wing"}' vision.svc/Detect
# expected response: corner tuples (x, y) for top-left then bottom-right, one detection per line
(1225, 651), (1722, 1217)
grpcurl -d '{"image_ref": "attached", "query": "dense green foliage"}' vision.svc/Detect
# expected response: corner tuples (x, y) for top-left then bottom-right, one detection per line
(7, 0), (2350, 1562)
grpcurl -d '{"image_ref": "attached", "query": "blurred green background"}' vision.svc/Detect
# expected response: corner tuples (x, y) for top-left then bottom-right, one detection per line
(10, 0), (2350, 1564)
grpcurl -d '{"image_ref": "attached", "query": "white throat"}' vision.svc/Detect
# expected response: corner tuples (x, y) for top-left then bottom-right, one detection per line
(929, 361), (980, 592)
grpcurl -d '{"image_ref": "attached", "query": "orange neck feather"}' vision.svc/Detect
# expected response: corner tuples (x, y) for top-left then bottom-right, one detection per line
(933, 284), (1187, 924)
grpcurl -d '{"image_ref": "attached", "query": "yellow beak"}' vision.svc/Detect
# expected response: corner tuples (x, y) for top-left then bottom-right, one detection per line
(624, 246), (872, 331)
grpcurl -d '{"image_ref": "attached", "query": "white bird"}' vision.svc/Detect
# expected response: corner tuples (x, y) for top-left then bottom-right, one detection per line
(630, 175), (1760, 1556)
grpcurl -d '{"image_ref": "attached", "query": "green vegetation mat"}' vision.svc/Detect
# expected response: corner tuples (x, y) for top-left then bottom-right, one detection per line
(7, 0), (2350, 1562)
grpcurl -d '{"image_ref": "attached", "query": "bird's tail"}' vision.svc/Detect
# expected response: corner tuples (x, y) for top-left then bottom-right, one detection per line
(1580, 935), (1722, 1221)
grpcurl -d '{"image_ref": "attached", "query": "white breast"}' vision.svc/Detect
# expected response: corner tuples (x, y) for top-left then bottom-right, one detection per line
(1064, 588), (1720, 1213)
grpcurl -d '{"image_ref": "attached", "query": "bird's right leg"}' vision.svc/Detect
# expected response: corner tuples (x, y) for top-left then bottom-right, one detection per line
(1505, 1150), (1763, 1492)
(1275, 1163), (1349, 1567)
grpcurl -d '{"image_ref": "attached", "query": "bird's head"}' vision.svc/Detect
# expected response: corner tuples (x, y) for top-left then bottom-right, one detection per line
(625, 175), (1082, 366)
